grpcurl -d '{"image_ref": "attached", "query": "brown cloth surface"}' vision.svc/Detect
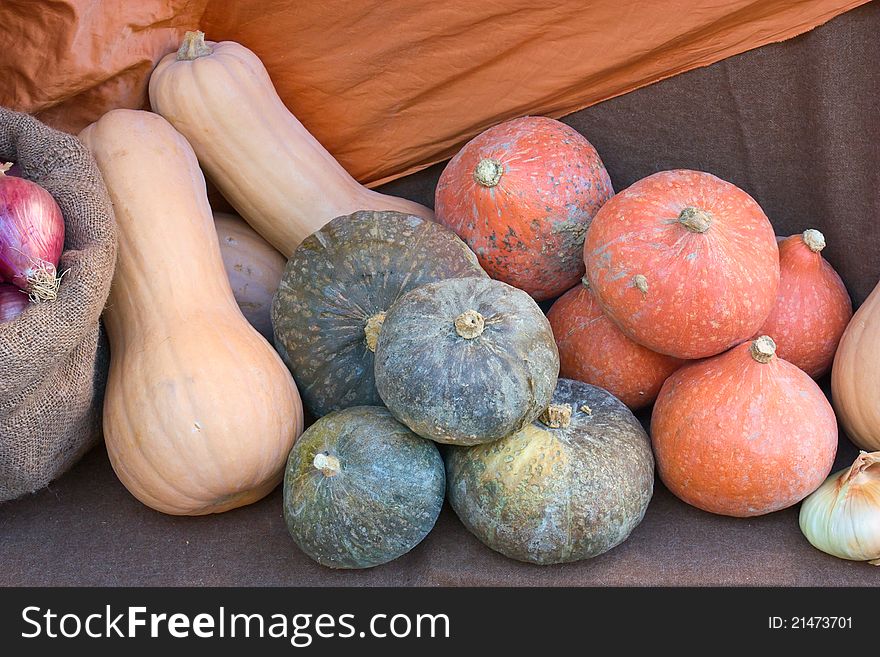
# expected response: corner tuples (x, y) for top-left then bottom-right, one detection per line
(0, 0), (869, 185)
(1, 4), (879, 585)
(0, 108), (116, 502)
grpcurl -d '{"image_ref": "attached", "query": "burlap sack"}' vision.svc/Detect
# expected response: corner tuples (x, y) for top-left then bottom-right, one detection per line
(0, 107), (116, 501)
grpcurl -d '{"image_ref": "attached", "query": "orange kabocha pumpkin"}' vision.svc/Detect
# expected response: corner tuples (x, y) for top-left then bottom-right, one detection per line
(652, 336), (837, 517)
(585, 170), (779, 359)
(435, 117), (613, 300)
(757, 229), (852, 378)
(548, 278), (682, 410)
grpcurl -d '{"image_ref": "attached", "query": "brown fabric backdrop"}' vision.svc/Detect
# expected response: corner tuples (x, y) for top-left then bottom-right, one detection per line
(0, 0), (869, 185)
(2, 3), (878, 586)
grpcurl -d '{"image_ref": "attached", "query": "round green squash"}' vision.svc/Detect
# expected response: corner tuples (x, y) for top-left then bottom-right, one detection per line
(271, 210), (485, 418)
(374, 276), (559, 445)
(446, 378), (654, 564)
(283, 406), (445, 569)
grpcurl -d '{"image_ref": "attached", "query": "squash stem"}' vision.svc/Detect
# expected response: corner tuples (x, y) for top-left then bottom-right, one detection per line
(313, 453), (341, 477)
(540, 403), (572, 428)
(364, 311), (387, 352)
(679, 207), (712, 233)
(177, 30), (214, 61)
(802, 229), (826, 253)
(454, 310), (485, 339)
(749, 336), (776, 364)
(473, 159), (504, 187)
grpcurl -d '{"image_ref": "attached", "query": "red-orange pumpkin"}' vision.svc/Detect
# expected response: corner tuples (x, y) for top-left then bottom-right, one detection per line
(547, 278), (682, 410)
(651, 336), (837, 517)
(585, 170), (779, 359)
(435, 117), (613, 301)
(756, 229), (852, 378)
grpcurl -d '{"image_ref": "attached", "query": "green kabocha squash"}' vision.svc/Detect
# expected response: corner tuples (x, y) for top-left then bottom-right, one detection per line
(272, 210), (485, 418)
(374, 276), (559, 445)
(447, 378), (654, 564)
(283, 406), (445, 569)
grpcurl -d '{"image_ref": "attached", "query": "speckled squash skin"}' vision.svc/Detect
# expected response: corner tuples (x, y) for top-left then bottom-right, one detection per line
(652, 337), (838, 517)
(435, 117), (613, 301)
(757, 230), (852, 378)
(446, 379), (654, 565)
(283, 406), (445, 569)
(375, 276), (559, 445)
(271, 211), (486, 418)
(585, 170), (779, 359)
(548, 278), (683, 409)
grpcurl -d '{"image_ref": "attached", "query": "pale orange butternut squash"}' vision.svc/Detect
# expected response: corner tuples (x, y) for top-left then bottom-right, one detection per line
(79, 109), (303, 515)
(149, 31), (433, 256)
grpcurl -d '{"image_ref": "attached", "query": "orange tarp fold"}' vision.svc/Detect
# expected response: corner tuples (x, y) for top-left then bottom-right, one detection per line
(0, 0), (870, 186)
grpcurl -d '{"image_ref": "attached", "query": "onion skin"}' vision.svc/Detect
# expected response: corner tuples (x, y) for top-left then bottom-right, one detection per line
(0, 166), (65, 301)
(0, 283), (28, 322)
(799, 451), (880, 564)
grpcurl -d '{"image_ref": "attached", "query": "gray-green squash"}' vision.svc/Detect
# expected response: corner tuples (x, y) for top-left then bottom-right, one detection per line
(283, 406), (445, 569)
(272, 210), (485, 418)
(446, 378), (654, 564)
(374, 276), (559, 445)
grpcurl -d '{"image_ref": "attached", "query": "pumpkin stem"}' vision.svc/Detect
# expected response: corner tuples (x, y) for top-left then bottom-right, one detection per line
(474, 159), (504, 187)
(313, 453), (341, 477)
(679, 207), (713, 233)
(802, 229), (826, 253)
(177, 30), (214, 61)
(632, 274), (648, 294)
(0, 162), (11, 176)
(454, 310), (485, 339)
(364, 311), (386, 352)
(749, 335), (776, 364)
(540, 403), (572, 428)
(580, 275), (590, 289)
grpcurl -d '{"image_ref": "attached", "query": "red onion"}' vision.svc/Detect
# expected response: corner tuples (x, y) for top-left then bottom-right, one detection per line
(0, 162), (65, 302)
(0, 283), (28, 323)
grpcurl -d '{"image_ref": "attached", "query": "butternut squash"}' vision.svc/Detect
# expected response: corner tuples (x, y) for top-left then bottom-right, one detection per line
(214, 211), (285, 341)
(79, 109), (303, 515)
(149, 31), (433, 257)
(832, 281), (880, 451)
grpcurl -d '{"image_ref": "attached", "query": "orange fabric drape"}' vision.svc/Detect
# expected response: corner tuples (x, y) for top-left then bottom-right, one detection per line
(0, 0), (870, 185)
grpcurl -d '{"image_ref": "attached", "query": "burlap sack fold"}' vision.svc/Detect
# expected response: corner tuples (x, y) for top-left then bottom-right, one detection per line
(0, 107), (116, 501)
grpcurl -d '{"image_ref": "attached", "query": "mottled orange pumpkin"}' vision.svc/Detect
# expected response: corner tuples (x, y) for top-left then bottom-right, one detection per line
(435, 116), (613, 301)
(757, 229), (852, 378)
(585, 170), (779, 359)
(652, 336), (837, 517)
(547, 278), (683, 409)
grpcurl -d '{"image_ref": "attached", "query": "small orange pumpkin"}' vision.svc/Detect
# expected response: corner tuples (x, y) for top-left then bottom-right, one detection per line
(585, 170), (779, 359)
(651, 336), (837, 517)
(757, 229), (852, 378)
(547, 278), (682, 409)
(435, 116), (613, 300)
